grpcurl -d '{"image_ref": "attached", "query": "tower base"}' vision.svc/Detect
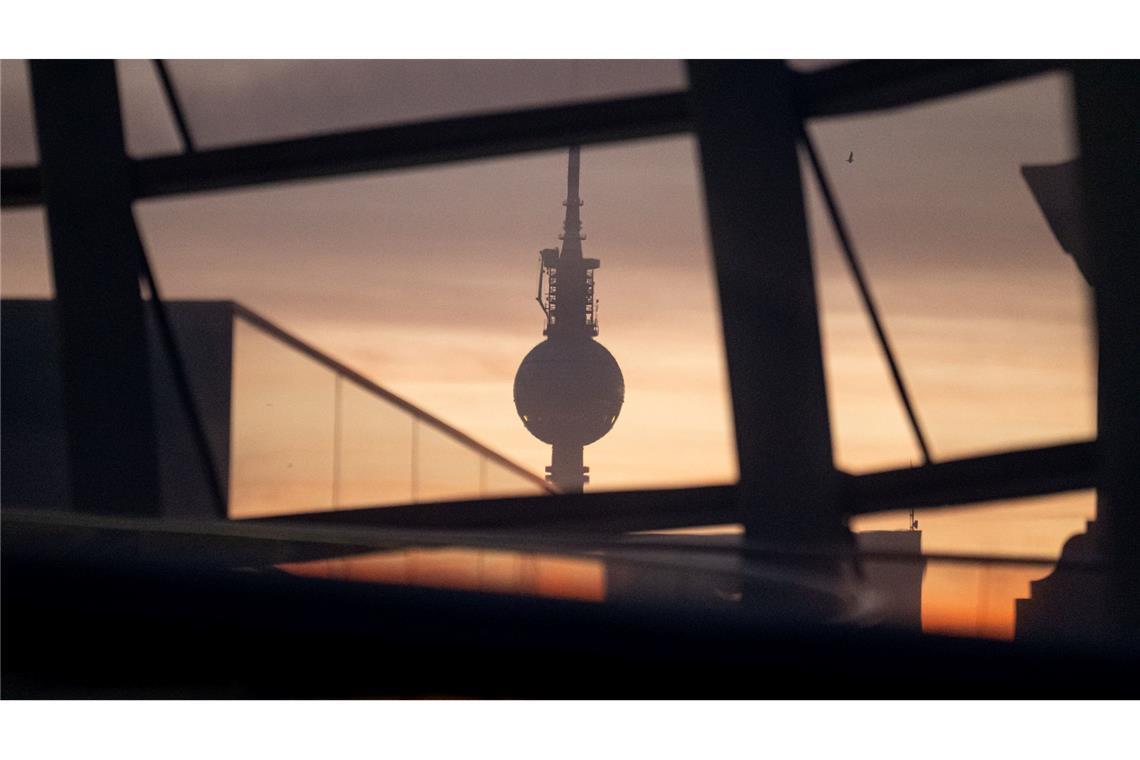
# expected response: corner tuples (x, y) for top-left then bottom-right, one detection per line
(548, 442), (589, 493)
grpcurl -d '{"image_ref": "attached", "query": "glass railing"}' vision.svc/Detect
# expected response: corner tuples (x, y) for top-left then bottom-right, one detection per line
(228, 309), (551, 518)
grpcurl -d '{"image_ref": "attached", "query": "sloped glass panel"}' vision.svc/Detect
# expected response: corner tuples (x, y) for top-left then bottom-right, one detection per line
(335, 377), (414, 508)
(229, 316), (337, 517)
(482, 459), (549, 498)
(414, 419), (482, 503)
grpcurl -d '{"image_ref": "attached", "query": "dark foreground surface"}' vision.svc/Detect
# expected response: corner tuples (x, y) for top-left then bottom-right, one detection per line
(3, 513), (1138, 698)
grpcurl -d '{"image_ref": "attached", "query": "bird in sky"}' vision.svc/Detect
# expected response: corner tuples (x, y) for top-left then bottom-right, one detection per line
(847, 151), (854, 164)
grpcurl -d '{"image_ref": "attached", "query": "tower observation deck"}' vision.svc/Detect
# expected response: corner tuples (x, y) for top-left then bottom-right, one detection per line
(513, 146), (624, 493)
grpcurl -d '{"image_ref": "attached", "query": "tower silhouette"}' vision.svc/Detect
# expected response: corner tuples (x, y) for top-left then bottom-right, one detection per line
(513, 146), (624, 493)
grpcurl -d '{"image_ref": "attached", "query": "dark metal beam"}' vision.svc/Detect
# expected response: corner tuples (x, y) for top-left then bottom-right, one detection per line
(1, 91), (690, 208)
(844, 440), (1096, 516)
(799, 125), (932, 465)
(688, 60), (844, 546)
(29, 60), (162, 516)
(152, 59), (196, 153)
(4, 61), (1070, 209)
(129, 91), (690, 199)
(0, 435), (1078, 537)
(1, 165), (41, 208)
(252, 440), (1096, 533)
(1074, 61), (1140, 636)
(256, 485), (740, 534)
(796, 59), (1064, 118)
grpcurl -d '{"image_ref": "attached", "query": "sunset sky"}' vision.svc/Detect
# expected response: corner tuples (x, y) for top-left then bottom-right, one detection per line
(0, 61), (1098, 637)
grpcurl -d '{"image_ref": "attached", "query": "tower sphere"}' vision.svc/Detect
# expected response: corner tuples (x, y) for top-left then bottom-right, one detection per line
(513, 337), (624, 446)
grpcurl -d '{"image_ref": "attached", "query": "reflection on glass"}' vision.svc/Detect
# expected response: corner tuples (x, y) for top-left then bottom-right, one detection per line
(280, 538), (1100, 640)
(922, 560), (1057, 640)
(336, 378), (414, 508)
(229, 317), (336, 517)
(852, 491), (1096, 559)
(656, 490), (1098, 642)
(787, 60), (848, 73)
(414, 420), (481, 504)
(854, 489), (1097, 639)
(279, 548), (607, 603)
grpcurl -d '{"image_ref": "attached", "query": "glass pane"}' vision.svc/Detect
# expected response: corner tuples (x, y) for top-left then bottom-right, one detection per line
(0, 62), (48, 298)
(160, 60), (685, 149)
(1, 59), (36, 165)
(482, 459), (548, 498)
(3, 59), (185, 161)
(116, 59), (184, 158)
(854, 491), (1096, 559)
(229, 317), (337, 517)
(335, 377), (414, 508)
(805, 71), (1092, 473)
(0, 208), (53, 298)
(414, 420), (481, 503)
(135, 136), (733, 498)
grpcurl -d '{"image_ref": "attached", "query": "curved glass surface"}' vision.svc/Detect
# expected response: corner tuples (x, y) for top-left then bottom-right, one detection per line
(153, 60), (685, 149)
(806, 71), (1090, 473)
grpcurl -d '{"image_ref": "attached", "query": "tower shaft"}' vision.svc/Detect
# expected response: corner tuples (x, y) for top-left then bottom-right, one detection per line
(549, 145), (588, 492)
(562, 145), (583, 248)
(549, 441), (588, 493)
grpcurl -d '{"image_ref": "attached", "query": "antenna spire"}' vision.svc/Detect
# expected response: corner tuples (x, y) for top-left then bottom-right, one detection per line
(561, 145), (584, 253)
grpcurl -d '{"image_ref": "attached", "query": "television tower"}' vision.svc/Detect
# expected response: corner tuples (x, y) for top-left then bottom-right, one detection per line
(513, 146), (624, 493)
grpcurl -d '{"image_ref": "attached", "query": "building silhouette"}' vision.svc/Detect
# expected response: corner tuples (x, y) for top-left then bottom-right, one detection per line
(1015, 159), (1110, 644)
